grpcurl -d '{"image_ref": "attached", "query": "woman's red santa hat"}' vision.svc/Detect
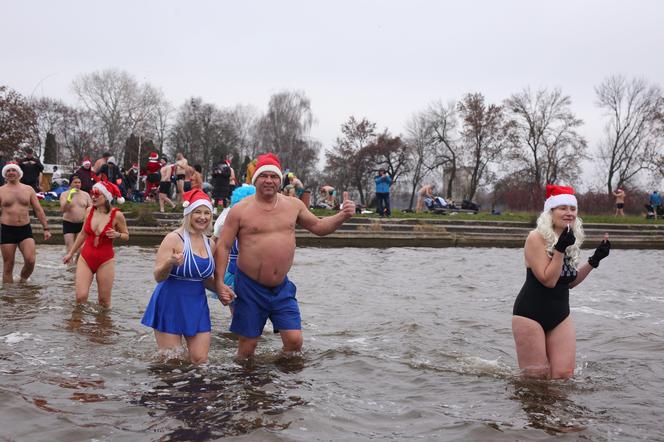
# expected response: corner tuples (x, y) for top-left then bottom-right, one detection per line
(82, 157), (92, 168)
(92, 180), (125, 204)
(2, 161), (23, 179)
(182, 189), (213, 215)
(543, 184), (577, 212)
(148, 151), (159, 161)
(252, 153), (283, 185)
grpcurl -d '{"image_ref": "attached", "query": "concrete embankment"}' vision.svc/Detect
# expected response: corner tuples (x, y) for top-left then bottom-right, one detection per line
(29, 211), (664, 249)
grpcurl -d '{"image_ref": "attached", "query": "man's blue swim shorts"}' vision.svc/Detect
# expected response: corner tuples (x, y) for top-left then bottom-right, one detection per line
(230, 269), (301, 338)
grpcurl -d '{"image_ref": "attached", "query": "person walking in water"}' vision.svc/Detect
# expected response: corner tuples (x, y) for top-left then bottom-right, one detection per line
(60, 175), (92, 261)
(0, 162), (51, 283)
(214, 153), (355, 359)
(63, 181), (129, 307)
(141, 189), (221, 364)
(512, 185), (611, 379)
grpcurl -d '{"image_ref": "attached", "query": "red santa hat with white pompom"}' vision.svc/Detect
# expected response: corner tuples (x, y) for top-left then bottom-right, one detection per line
(182, 189), (213, 215)
(251, 153), (283, 185)
(543, 184), (577, 212)
(92, 180), (125, 204)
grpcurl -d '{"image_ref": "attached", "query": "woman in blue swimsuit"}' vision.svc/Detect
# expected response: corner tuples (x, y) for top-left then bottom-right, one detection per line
(142, 189), (217, 363)
(512, 185), (611, 379)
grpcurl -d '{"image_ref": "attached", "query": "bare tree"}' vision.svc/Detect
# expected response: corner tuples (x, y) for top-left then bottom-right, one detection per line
(228, 104), (260, 161)
(59, 108), (102, 167)
(325, 116), (377, 205)
(425, 101), (462, 199)
(0, 85), (38, 157)
(505, 87), (586, 207)
(457, 93), (514, 201)
(365, 131), (411, 186)
(404, 111), (439, 209)
(31, 97), (69, 158)
(595, 75), (663, 194)
(256, 90), (320, 183)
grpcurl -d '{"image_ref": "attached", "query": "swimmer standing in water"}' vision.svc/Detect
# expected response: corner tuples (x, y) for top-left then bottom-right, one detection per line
(63, 181), (129, 308)
(512, 185), (611, 379)
(142, 189), (229, 364)
(214, 153), (355, 359)
(0, 162), (51, 283)
(60, 175), (92, 262)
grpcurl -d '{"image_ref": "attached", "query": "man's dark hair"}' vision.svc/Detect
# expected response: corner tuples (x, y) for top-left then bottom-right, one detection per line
(194, 164), (202, 173)
(25, 148), (34, 154)
(103, 152), (111, 157)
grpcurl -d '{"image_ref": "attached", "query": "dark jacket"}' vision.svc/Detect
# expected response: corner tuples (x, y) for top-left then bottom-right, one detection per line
(19, 156), (44, 189)
(72, 167), (95, 192)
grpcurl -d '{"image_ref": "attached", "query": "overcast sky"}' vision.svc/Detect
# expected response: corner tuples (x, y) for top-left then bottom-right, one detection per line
(3, 0), (664, 188)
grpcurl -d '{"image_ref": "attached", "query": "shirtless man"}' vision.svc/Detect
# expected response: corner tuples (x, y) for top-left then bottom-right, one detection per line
(59, 176), (92, 260)
(613, 188), (625, 217)
(416, 184), (435, 213)
(215, 153), (355, 359)
(158, 158), (176, 213)
(319, 185), (337, 208)
(0, 162), (51, 283)
(93, 152), (111, 175)
(174, 153), (188, 203)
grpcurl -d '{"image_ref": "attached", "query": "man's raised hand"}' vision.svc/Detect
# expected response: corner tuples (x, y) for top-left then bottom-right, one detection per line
(341, 191), (355, 218)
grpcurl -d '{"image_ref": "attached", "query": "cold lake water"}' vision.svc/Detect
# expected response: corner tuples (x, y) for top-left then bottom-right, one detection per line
(1, 245), (663, 441)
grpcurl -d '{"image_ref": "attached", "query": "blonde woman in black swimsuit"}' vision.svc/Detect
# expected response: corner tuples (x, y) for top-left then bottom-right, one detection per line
(512, 185), (611, 379)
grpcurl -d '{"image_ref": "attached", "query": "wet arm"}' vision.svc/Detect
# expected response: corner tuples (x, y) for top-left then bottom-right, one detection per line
(297, 200), (350, 236)
(569, 262), (593, 288)
(30, 192), (50, 230)
(525, 232), (564, 288)
(114, 212), (129, 241)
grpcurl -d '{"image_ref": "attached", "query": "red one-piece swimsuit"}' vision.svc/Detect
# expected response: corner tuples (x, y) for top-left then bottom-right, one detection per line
(80, 207), (118, 273)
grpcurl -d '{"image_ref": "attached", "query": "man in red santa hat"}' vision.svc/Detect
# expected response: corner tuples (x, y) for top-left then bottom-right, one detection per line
(215, 153), (356, 359)
(0, 161), (51, 283)
(145, 151), (162, 200)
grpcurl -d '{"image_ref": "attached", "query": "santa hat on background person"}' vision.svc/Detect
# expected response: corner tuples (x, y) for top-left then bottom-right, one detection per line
(543, 184), (577, 212)
(82, 157), (92, 167)
(2, 161), (23, 179)
(148, 151), (159, 160)
(182, 189), (213, 215)
(92, 180), (125, 204)
(251, 153), (283, 185)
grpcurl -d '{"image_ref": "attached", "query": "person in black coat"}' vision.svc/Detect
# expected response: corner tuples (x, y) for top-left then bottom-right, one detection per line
(18, 148), (44, 191)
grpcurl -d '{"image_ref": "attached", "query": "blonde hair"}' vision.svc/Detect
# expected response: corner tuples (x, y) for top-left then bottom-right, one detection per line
(181, 208), (212, 235)
(535, 209), (585, 268)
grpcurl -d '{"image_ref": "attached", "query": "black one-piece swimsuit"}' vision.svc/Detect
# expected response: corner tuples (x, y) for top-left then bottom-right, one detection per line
(513, 255), (578, 332)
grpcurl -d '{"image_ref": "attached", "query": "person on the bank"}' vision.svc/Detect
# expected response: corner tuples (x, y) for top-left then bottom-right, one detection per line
(63, 181), (128, 307)
(72, 158), (96, 193)
(374, 168), (392, 217)
(18, 148), (44, 192)
(649, 190), (662, 220)
(141, 189), (219, 364)
(612, 188), (626, 217)
(93, 152), (111, 175)
(416, 184), (435, 213)
(0, 162), (52, 283)
(212, 158), (232, 208)
(60, 175), (92, 261)
(174, 153), (188, 203)
(158, 158), (176, 213)
(190, 164), (203, 190)
(512, 185), (611, 379)
(215, 153), (355, 359)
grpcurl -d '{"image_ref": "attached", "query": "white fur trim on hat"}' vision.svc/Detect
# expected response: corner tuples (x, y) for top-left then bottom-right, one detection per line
(543, 194), (577, 212)
(92, 182), (112, 202)
(183, 199), (213, 216)
(251, 165), (283, 184)
(2, 163), (23, 179)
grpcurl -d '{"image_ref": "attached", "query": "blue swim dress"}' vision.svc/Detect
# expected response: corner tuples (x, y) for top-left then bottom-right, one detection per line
(141, 229), (216, 336)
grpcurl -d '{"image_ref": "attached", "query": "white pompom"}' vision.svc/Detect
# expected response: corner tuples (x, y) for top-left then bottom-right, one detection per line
(116, 197), (125, 204)
(182, 201), (190, 208)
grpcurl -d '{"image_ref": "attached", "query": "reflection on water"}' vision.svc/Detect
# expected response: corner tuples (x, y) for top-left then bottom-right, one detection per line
(135, 358), (306, 440)
(64, 304), (119, 345)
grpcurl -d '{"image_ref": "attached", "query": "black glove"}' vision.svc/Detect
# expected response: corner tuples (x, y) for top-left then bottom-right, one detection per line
(554, 226), (576, 253)
(588, 239), (611, 268)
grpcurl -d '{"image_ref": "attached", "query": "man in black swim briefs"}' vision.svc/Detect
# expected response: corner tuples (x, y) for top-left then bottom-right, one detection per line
(60, 175), (91, 261)
(0, 162), (51, 282)
(158, 158), (176, 213)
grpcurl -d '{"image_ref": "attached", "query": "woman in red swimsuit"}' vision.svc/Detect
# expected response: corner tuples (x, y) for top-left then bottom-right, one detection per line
(63, 181), (129, 307)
